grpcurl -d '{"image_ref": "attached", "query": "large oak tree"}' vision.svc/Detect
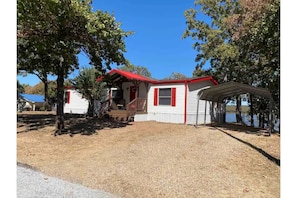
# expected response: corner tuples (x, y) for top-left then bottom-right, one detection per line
(17, 0), (132, 134)
(183, 0), (280, 124)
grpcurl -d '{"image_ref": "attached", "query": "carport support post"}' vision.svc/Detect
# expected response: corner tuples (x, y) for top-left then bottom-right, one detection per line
(195, 95), (200, 127)
(204, 101), (207, 126)
(218, 103), (222, 124)
(269, 100), (273, 136)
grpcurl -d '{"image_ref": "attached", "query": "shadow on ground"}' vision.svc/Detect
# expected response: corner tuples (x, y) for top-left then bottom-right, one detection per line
(206, 123), (279, 136)
(204, 123), (280, 166)
(17, 112), (131, 135)
(63, 117), (131, 136)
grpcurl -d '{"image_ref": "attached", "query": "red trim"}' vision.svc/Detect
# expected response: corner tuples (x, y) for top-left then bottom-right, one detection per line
(152, 76), (218, 85)
(96, 69), (218, 85)
(96, 76), (104, 82)
(64, 86), (74, 89)
(184, 83), (188, 124)
(67, 91), (70, 104)
(152, 79), (188, 84)
(96, 69), (155, 83)
(171, 88), (176, 106)
(154, 88), (158, 106)
(189, 76), (218, 85)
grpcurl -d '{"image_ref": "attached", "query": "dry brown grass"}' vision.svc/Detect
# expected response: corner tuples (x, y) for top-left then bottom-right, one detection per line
(17, 112), (280, 198)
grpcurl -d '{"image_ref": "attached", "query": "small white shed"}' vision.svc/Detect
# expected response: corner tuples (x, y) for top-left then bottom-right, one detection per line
(64, 87), (89, 114)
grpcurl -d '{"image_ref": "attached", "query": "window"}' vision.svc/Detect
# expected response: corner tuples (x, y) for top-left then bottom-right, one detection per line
(154, 88), (176, 106)
(112, 89), (123, 99)
(159, 88), (171, 105)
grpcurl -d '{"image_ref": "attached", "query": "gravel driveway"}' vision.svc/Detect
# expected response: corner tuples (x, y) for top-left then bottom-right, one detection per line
(17, 164), (119, 198)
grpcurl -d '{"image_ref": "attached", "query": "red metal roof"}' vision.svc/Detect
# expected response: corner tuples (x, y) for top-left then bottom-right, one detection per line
(152, 76), (218, 85)
(96, 69), (155, 83)
(96, 69), (218, 85)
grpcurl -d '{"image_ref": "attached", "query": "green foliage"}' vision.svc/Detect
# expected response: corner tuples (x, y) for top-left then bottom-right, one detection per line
(18, 0), (133, 130)
(164, 72), (188, 80)
(72, 67), (108, 117)
(17, 80), (25, 94)
(18, 0), (132, 74)
(183, 0), (280, 119)
(25, 82), (44, 94)
(17, 81), (25, 94)
(192, 67), (212, 77)
(72, 67), (107, 101)
(119, 61), (152, 78)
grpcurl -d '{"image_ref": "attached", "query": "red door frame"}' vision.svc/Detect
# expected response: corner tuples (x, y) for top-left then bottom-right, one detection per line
(130, 86), (136, 102)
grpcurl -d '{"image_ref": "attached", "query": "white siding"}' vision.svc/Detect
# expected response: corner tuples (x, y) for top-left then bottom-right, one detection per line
(64, 89), (89, 114)
(186, 81), (215, 125)
(147, 83), (185, 123)
(134, 114), (148, 121)
(106, 79), (217, 125)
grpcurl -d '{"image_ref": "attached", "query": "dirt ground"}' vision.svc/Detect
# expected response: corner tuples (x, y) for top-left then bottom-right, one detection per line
(17, 112), (280, 198)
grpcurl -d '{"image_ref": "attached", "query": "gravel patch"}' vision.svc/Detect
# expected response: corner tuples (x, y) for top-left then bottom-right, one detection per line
(17, 165), (119, 198)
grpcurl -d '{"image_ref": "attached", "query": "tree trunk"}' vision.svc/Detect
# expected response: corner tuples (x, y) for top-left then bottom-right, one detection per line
(259, 112), (264, 128)
(55, 70), (65, 135)
(236, 95), (242, 123)
(222, 102), (226, 123)
(249, 95), (254, 127)
(87, 98), (95, 117)
(43, 80), (51, 111)
(261, 113), (264, 128)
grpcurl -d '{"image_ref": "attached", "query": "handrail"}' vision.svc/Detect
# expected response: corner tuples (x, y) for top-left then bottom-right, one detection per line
(127, 98), (147, 112)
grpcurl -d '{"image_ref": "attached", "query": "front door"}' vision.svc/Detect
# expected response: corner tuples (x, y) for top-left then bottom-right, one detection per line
(130, 86), (136, 102)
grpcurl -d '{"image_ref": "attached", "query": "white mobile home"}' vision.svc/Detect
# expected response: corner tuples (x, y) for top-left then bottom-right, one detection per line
(97, 69), (219, 125)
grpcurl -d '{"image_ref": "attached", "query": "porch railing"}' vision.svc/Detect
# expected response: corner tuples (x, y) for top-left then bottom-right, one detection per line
(127, 98), (147, 113)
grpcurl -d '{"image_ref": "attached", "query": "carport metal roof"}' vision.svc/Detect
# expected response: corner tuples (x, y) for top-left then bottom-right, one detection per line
(195, 81), (275, 136)
(197, 81), (274, 103)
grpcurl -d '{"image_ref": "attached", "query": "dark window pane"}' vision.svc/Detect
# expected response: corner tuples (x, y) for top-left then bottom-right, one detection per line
(159, 98), (171, 105)
(159, 88), (171, 97)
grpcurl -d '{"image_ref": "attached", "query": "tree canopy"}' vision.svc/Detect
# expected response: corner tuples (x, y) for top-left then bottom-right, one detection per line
(71, 67), (108, 117)
(119, 61), (152, 78)
(164, 72), (188, 80)
(183, 0), (280, 120)
(17, 0), (133, 134)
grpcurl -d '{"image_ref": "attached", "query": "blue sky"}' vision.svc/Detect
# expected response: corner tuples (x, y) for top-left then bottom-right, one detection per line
(17, 0), (211, 86)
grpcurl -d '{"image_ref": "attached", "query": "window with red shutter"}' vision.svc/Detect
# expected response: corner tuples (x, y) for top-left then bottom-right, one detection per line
(155, 87), (176, 106)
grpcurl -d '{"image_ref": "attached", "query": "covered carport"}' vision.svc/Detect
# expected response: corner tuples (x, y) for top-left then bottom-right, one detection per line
(195, 81), (275, 136)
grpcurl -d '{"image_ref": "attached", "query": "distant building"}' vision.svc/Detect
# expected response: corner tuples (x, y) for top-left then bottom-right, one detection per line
(18, 93), (45, 111)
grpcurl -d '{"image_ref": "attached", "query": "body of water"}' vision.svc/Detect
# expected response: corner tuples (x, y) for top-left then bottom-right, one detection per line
(225, 112), (280, 132)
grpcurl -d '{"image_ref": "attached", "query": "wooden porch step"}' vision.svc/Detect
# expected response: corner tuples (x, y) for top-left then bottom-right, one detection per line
(106, 110), (135, 122)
